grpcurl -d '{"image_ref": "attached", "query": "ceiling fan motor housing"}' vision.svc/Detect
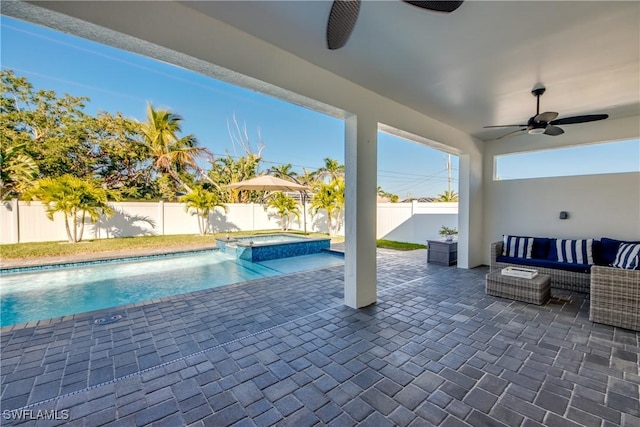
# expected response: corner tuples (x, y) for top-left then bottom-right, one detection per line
(527, 117), (547, 134)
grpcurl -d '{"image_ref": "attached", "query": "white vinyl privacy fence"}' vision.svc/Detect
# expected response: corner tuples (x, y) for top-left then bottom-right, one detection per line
(0, 200), (457, 245)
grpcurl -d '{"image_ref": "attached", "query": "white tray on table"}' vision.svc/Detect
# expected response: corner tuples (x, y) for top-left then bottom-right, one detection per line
(501, 266), (538, 279)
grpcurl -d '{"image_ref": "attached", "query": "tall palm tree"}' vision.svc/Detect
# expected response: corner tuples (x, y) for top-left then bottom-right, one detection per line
(268, 163), (298, 181)
(24, 174), (114, 243)
(294, 168), (317, 235)
(316, 157), (344, 182)
(179, 186), (226, 235)
(139, 104), (209, 194)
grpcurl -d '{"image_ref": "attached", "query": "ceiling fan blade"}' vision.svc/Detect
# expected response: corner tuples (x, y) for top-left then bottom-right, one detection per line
(544, 125), (564, 136)
(534, 111), (558, 122)
(550, 114), (609, 126)
(483, 124), (527, 128)
(327, 0), (361, 50)
(496, 129), (527, 140)
(403, 1), (464, 13)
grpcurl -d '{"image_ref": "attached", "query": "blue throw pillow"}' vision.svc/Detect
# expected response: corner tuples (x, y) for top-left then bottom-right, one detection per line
(612, 243), (640, 270)
(600, 238), (640, 265)
(502, 235), (533, 258)
(555, 239), (594, 265)
(531, 238), (550, 259)
(548, 239), (558, 261)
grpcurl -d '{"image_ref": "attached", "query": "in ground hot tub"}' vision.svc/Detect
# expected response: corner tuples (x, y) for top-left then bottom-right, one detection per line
(216, 233), (331, 262)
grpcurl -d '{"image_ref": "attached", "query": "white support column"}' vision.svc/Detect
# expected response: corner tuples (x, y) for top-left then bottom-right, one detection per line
(344, 114), (378, 308)
(457, 143), (484, 268)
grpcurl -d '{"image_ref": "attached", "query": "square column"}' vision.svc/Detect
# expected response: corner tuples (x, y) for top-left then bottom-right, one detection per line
(344, 115), (378, 308)
(457, 145), (484, 268)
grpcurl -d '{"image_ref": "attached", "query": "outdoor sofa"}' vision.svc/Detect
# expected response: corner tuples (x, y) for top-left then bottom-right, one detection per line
(491, 236), (640, 331)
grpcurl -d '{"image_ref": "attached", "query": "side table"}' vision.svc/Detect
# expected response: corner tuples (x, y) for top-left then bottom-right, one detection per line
(427, 240), (457, 266)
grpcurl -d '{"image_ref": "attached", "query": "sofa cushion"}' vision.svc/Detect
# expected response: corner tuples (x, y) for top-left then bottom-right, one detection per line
(600, 238), (640, 265)
(532, 238), (551, 259)
(497, 255), (591, 274)
(550, 239), (594, 265)
(612, 243), (640, 270)
(502, 235), (533, 258)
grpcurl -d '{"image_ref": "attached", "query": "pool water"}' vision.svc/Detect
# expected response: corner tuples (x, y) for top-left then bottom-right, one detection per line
(0, 250), (343, 328)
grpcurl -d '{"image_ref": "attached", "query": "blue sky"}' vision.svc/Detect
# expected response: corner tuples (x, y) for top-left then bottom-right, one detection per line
(2, 16), (637, 197)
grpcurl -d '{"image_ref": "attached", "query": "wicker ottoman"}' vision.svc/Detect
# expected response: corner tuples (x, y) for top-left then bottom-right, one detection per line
(486, 270), (551, 305)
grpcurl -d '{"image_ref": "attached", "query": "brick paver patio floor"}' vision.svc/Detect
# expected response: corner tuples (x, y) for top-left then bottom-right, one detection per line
(1, 249), (638, 426)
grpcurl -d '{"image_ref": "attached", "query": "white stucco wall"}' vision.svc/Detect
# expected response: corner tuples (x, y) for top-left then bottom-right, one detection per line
(484, 173), (640, 258)
(377, 202), (458, 244)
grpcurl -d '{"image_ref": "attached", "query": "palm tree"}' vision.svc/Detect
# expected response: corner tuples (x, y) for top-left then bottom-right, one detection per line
(266, 192), (300, 231)
(437, 190), (459, 202)
(268, 163), (298, 180)
(0, 143), (39, 200)
(24, 174), (114, 243)
(298, 168), (317, 187)
(377, 186), (399, 203)
(139, 104), (209, 195)
(310, 178), (345, 236)
(316, 157), (344, 182)
(209, 153), (262, 203)
(179, 186), (226, 235)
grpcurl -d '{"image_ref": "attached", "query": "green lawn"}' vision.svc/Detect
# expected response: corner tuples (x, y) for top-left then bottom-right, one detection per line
(376, 239), (427, 251)
(0, 233), (424, 260)
(0, 230), (334, 260)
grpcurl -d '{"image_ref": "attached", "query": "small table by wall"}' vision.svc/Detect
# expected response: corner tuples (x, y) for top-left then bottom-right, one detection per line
(427, 240), (457, 266)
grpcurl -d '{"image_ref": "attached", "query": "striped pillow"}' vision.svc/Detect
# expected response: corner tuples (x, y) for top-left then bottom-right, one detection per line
(556, 239), (593, 265)
(612, 243), (640, 270)
(502, 235), (533, 258)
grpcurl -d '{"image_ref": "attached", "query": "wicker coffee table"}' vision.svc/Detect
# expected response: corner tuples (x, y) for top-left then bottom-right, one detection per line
(485, 269), (551, 305)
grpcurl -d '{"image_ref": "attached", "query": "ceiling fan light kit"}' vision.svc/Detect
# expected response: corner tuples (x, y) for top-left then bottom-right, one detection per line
(484, 86), (609, 140)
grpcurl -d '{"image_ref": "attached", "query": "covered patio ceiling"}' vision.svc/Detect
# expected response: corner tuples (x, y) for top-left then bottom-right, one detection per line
(183, 1), (640, 142)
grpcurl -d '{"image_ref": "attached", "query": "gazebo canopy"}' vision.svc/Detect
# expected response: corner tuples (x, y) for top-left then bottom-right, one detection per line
(224, 175), (308, 192)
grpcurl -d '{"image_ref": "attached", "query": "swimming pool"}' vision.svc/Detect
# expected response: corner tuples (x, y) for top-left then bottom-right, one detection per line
(0, 250), (343, 328)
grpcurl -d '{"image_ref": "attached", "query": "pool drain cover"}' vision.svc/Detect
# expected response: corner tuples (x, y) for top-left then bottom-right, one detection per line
(94, 315), (122, 325)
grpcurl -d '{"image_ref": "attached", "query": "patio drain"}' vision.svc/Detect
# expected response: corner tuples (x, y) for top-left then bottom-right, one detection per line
(94, 314), (123, 325)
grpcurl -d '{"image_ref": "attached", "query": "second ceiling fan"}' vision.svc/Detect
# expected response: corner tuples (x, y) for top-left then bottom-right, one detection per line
(484, 86), (609, 140)
(326, 0), (464, 50)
